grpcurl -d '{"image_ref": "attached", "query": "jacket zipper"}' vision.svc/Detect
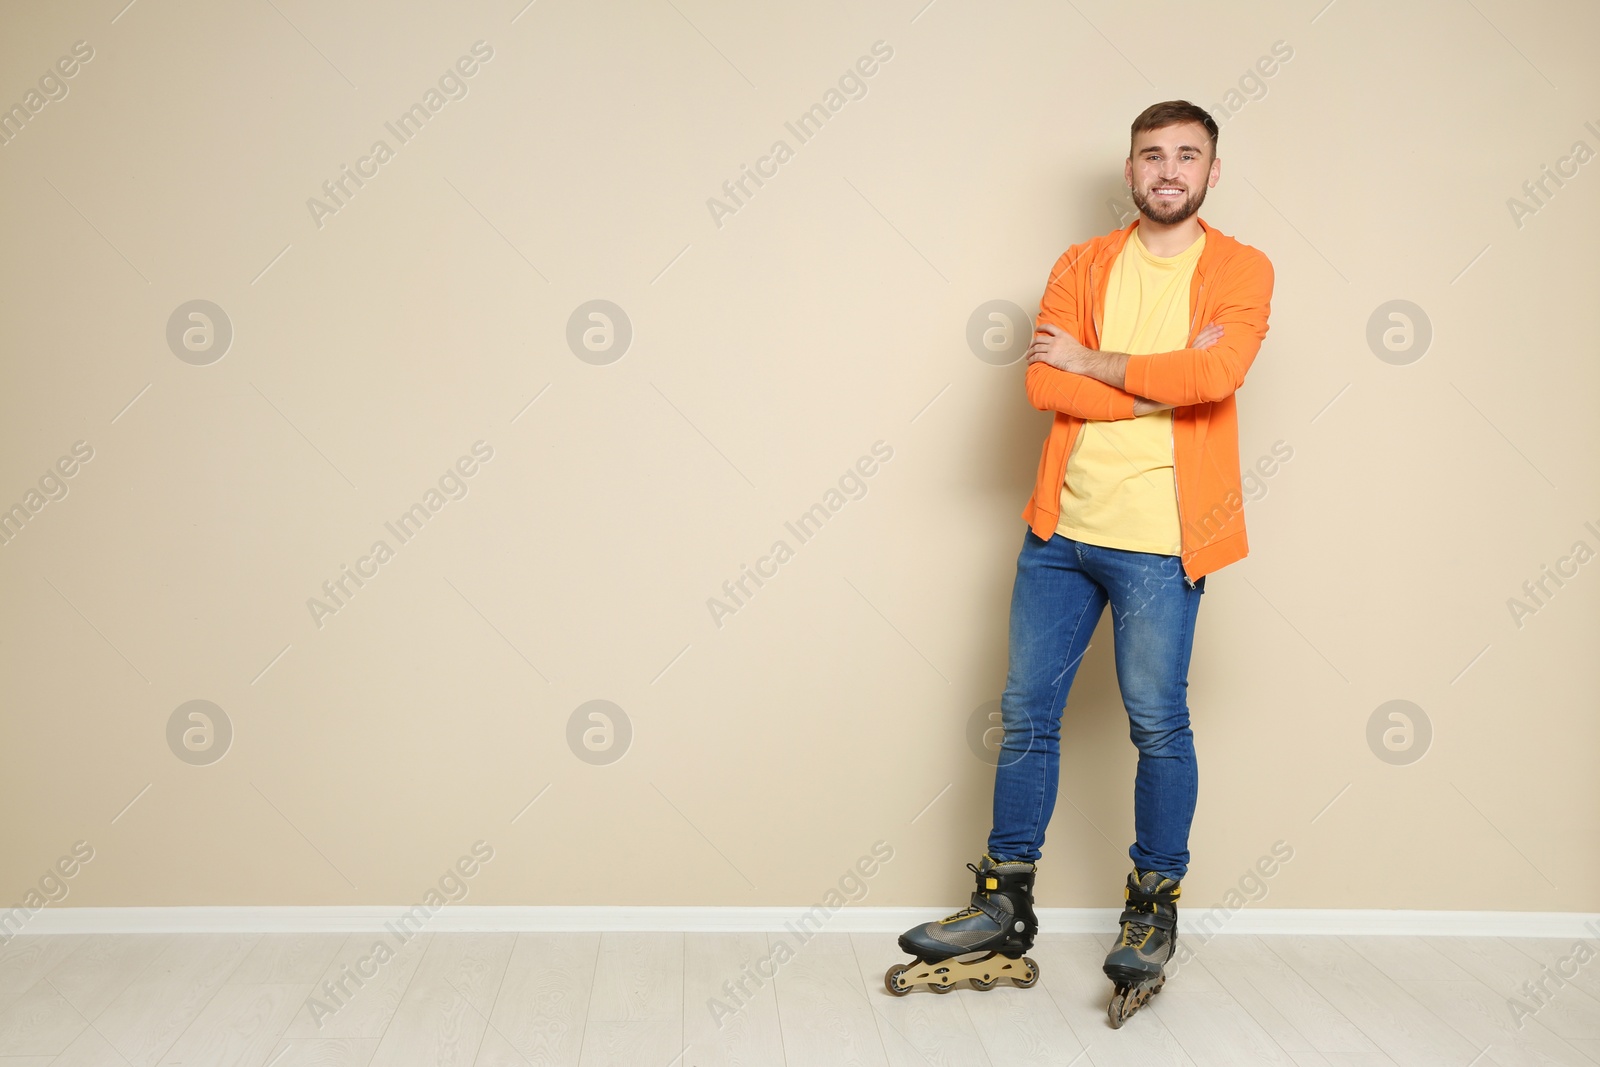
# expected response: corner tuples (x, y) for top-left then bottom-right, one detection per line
(1060, 260), (1102, 506)
(1175, 276), (1207, 588)
(1172, 404), (1186, 585)
(1090, 261), (1102, 340)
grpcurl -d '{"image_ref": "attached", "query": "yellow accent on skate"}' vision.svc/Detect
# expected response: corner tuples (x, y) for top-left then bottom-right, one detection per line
(1120, 925), (1155, 950)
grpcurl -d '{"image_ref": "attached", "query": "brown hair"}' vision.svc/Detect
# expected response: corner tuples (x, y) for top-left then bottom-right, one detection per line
(1130, 101), (1219, 158)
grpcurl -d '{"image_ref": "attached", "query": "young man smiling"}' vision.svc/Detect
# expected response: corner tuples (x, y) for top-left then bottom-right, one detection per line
(890, 101), (1274, 1026)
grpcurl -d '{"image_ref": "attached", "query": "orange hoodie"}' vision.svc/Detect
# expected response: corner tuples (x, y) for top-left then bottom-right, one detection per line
(1021, 217), (1275, 581)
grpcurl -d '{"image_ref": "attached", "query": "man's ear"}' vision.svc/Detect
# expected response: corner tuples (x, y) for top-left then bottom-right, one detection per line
(1124, 157), (1134, 188)
(1208, 155), (1222, 188)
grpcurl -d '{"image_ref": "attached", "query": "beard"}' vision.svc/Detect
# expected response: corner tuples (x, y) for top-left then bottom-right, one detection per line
(1131, 181), (1208, 225)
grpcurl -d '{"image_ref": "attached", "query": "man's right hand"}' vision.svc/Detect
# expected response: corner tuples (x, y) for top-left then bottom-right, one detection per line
(1131, 321), (1223, 415)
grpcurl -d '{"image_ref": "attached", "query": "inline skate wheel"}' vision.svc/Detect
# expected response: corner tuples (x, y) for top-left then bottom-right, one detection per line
(1107, 974), (1164, 1028)
(884, 964), (911, 997)
(1108, 987), (1129, 1029)
(1012, 957), (1040, 989)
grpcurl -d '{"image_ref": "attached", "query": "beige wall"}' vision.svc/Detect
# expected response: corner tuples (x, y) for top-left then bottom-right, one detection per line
(1, 0), (1596, 917)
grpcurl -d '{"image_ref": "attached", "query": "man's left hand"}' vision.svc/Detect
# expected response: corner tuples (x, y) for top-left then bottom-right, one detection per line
(1027, 322), (1096, 374)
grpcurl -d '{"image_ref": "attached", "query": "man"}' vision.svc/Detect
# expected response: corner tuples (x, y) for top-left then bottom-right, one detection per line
(887, 101), (1274, 1027)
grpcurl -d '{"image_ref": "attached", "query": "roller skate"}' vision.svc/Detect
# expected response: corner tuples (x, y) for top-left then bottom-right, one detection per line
(1103, 868), (1180, 1027)
(884, 855), (1040, 995)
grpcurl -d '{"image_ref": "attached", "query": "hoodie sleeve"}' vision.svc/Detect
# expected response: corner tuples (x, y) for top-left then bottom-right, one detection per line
(1122, 247), (1274, 406)
(1025, 244), (1139, 421)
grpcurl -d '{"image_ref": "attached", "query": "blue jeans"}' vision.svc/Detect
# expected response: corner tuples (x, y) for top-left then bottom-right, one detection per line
(986, 529), (1205, 881)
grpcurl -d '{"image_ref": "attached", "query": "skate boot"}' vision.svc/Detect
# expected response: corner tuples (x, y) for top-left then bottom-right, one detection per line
(1103, 868), (1180, 1027)
(885, 855), (1040, 995)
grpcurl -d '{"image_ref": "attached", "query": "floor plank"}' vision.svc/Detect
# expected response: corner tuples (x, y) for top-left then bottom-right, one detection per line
(1339, 936), (1475, 983)
(1197, 935), (1385, 1057)
(682, 931), (786, 1066)
(2, 931), (1591, 1065)
(89, 932), (258, 1066)
(1398, 976), (1593, 1067)
(0, 938), (89, 1017)
(773, 934), (888, 1066)
(1264, 935), (1490, 1067)
(484, 932), (598, 1066)
(228, 933), (346, 985)
(1563, 1037), (1600, 1062)
(41, 934), (168, 1021)
(279, 932), (432, 1041)
(1284, 1052), (1397, 1067)
(366, 933), (512, 1067)
(1039, 934), (1196, 1067)
(846, 932), (994, 1067)
(31, 1021), (136, 1067)
(866, 932), (1088, 1067)
(0, 976), (85, 1057)
(156, 982), (308, 1067)
(256, 1036), (381, 1067)
(1429, 937), (1600, 1041)
(578, 932), (684, 1067)
(1149, 941), (1297, 1066)
(1507, 939), (1600, 1006)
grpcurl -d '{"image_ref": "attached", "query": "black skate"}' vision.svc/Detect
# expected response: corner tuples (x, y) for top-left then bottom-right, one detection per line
(1103, 868), (1180, 1027)
(885, 855), (1040, 995)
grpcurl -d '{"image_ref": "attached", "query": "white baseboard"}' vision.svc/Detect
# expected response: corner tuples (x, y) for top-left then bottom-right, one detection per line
(9, 906), (1599, 939)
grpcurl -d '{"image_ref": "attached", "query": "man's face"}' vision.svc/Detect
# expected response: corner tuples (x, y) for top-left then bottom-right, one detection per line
(1125, 121), (1220, 225)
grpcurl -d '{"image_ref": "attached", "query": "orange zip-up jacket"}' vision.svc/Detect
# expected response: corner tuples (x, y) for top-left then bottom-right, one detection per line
(1020, 216), (1275, 582)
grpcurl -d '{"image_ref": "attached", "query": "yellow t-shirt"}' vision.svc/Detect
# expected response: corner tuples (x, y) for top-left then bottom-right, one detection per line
(1055, 228), (1204, 555)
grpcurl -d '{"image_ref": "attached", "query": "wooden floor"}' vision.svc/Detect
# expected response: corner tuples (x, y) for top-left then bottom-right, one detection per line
(0, 931), (1596, 1066)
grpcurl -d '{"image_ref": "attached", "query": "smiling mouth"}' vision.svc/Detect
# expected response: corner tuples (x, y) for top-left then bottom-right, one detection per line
(1151, 186), (1186, 198)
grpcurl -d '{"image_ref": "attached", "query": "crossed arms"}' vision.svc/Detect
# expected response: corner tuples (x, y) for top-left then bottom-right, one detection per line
(1022, 246), (1274, 420)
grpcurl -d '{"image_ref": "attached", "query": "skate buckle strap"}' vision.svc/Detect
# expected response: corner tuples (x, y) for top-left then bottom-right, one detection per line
(1117, 904), (1177, 932)
(1125, 883), (1180, 907)
(1120, 879), (1179, 934)
(967, 891), (1008, 926)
